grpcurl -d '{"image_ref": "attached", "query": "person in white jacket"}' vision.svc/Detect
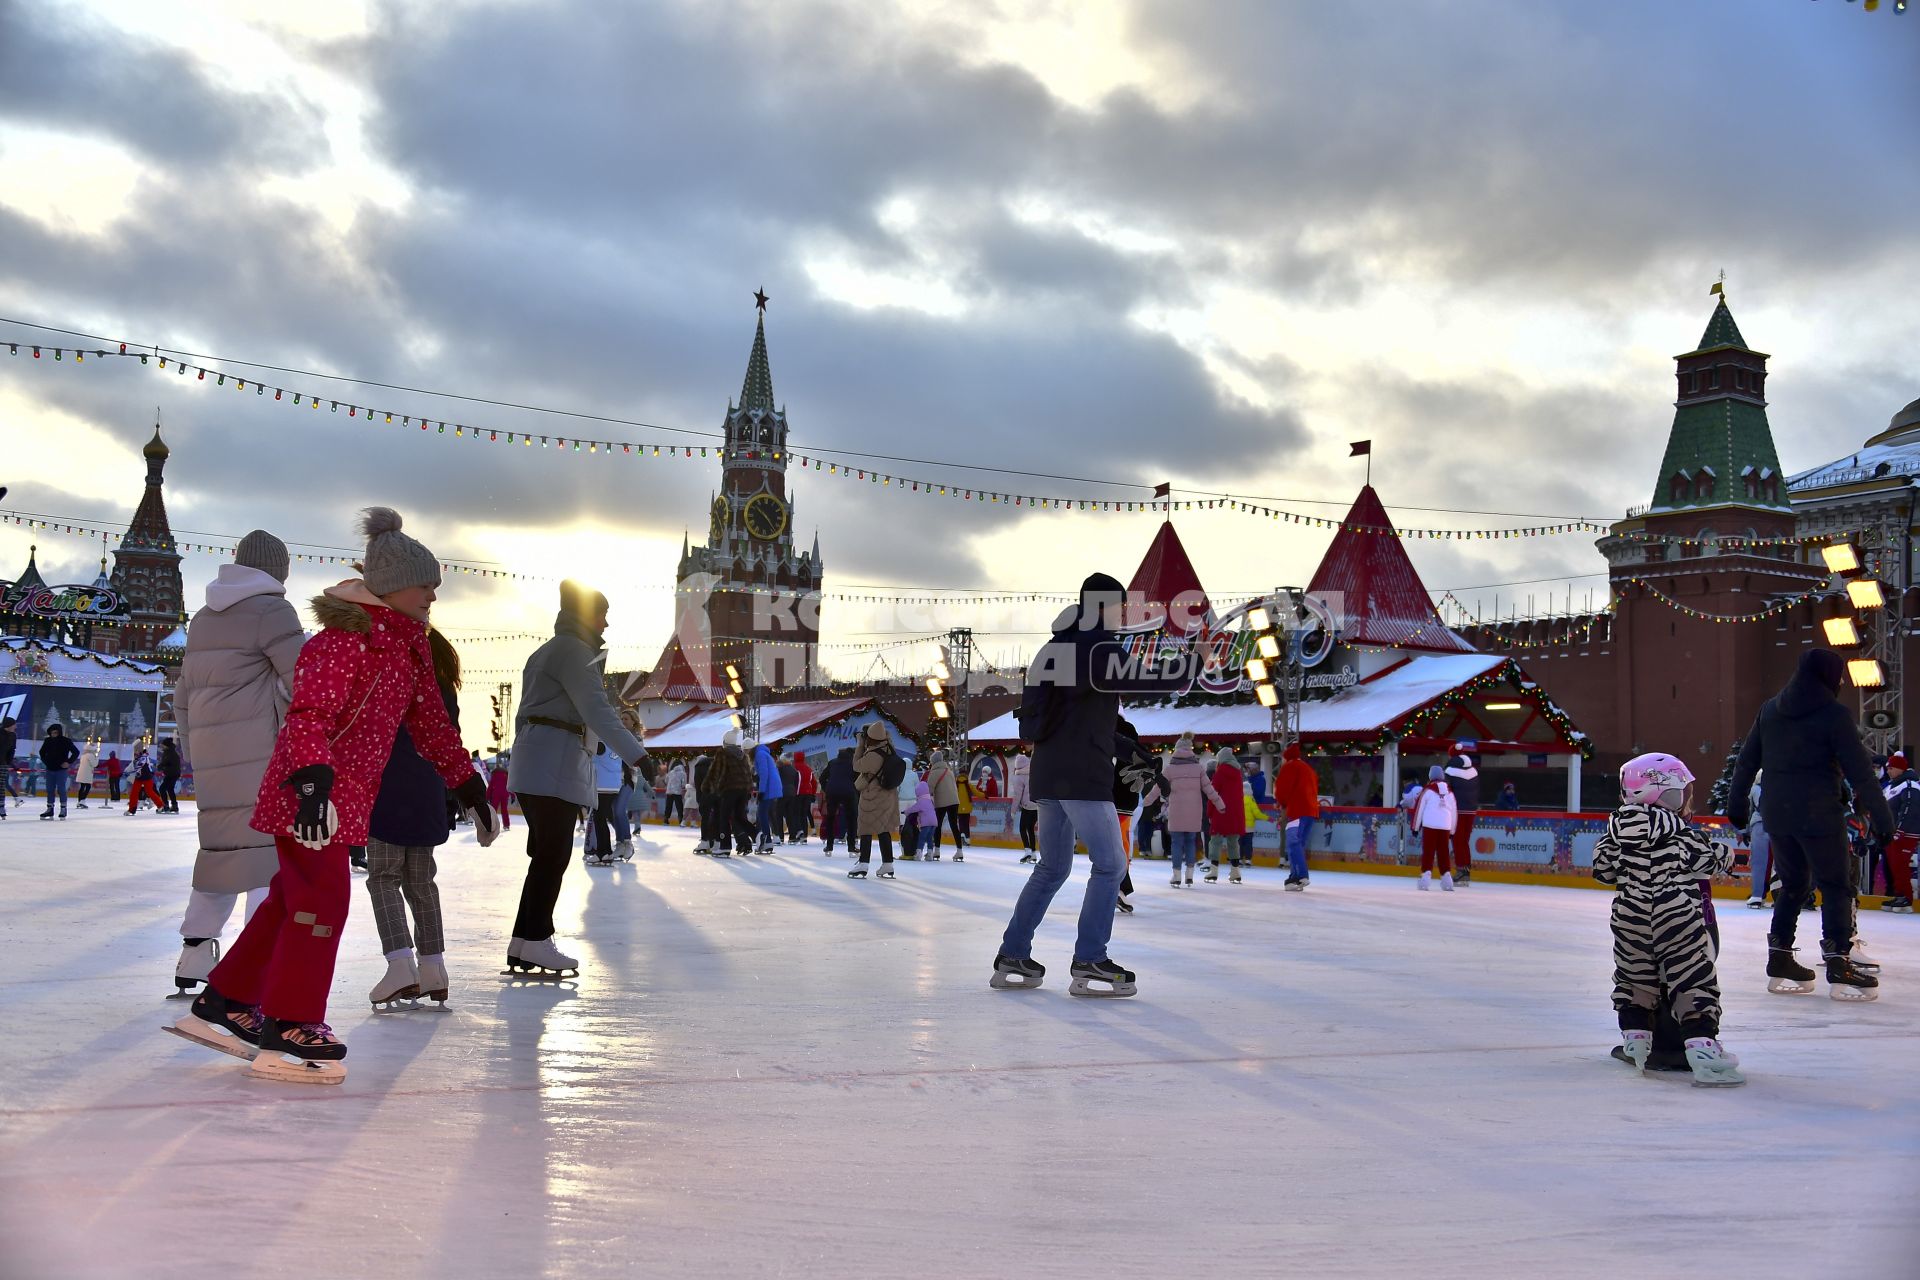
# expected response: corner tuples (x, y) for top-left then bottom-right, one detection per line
(1411, 765), (1459, 891)
(168, 531), (306, 993)
(74, 741), (100, 809)
(896, 758), (923, 859)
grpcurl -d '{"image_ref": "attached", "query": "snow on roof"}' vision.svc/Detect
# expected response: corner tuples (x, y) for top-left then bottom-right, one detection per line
(642, 698), (877, 752)
(969, 654), (1555, 749)
(1, 636), (166, 689)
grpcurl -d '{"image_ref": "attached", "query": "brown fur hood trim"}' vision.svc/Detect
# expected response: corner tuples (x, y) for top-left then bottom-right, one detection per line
(309, 580), (384, 634)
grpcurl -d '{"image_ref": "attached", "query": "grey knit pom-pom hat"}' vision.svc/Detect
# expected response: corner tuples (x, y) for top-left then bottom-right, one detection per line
(358, 507), (441, 596)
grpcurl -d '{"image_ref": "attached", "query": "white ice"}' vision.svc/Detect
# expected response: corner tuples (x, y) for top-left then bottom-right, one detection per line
(2, 806), (1916, 1279)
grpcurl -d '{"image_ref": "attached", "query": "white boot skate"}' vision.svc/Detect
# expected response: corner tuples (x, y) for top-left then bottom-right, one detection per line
(613, 839), (634, 861)
(370, 955), (421, 1009)
(1441, 872), (1455, 892)
(504, 936), (579, 980)
(173, 938), (220, 996)
(1683, 1037), (1746, 1088)
(416, 953), (449, 1006)
(1418, 872), (1432, 891)
(1229, 865), (1242, 884)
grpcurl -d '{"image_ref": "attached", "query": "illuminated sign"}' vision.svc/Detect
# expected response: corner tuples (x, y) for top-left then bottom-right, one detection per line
(1, 581), (132, 625)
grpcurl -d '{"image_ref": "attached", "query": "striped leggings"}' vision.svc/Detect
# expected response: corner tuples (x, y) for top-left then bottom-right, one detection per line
(364, 838), (444, 955)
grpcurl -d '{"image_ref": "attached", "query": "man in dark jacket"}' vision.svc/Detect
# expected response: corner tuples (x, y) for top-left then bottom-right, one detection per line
(38, 723), (81, 821)
(0, 716), (16, 816)
(993, 572), (1187, 997)
(692, 753), (717, 854)
(776, 752), (800, 844)
(821, 746), (857, 853)
(1727, 647), (1892, 995)
(1878, 753), (1919, 912)
(706, 731), (755, 856)
(1444, 741), (1481, 886)
(158, 738), (184, 814)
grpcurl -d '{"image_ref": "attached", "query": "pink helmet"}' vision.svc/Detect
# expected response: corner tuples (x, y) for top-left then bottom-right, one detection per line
(1619, 753), (1695, 810)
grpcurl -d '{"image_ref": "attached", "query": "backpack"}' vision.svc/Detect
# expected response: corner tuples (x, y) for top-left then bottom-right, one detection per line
(878, 749), (907, 790)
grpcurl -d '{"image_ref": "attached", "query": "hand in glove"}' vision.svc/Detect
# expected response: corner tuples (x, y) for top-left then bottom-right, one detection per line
(285, 764), (338, 850)
(455, 773), (493, 840)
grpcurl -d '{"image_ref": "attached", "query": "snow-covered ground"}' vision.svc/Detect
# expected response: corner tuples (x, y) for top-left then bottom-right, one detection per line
(1, 805), (1915, 1279)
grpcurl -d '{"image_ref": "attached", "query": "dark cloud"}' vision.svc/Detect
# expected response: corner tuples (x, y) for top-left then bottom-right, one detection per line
(0, 5), (325, 167)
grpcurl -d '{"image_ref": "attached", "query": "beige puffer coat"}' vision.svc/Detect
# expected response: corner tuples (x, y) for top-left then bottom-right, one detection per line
(171, 565), (305, 892)
(853, 724), (899, 837)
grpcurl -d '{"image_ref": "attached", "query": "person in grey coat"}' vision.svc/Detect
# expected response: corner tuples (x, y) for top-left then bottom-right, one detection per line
(505, 581), (649, 978)
(168, 531), (305, 995)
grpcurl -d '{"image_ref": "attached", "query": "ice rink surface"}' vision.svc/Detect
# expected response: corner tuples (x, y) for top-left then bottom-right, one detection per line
(1, 808), (1916, 1279)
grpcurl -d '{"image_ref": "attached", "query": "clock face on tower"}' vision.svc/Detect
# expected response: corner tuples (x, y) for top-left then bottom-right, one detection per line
(743, 493), (789, 541)
(710, 496), (728, 542)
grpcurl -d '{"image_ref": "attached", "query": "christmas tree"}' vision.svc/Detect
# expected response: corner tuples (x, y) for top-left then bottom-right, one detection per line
(1707, 738), (1744, 814)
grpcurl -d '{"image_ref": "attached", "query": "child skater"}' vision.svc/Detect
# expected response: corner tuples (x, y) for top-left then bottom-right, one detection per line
(1592, 752), (1743, 1087)
(167, 509), (487, 1084)
(364, 628), (473, 1010)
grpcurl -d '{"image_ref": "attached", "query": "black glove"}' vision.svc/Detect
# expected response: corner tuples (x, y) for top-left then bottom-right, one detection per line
(1725, 803), (1749, 832)
(455, 773), (491, 835)
(285, 764), (338, 849)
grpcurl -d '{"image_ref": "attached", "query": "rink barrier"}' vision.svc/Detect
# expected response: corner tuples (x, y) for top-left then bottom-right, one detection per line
(941, 801), (1866, 903)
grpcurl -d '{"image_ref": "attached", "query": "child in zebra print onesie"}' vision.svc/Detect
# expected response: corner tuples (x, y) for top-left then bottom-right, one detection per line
(1592, 753), (1744, 1087)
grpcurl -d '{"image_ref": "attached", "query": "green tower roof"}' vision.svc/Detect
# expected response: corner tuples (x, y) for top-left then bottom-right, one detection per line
(1687, 297), (1747, 354)
(738, 314), (776, 413)
(1649, 298), (1787, 515)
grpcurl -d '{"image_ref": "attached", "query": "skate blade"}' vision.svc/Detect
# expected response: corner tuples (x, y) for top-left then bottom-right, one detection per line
(1767, 979), (1816, 995)
(500, 968), (577, 981)
(1690, 1074), (1747, 1088)
(247, 1053), (346, 1085)
(164, 1017), (258, 1060)
(989, 972), (1042, 991)
(1829, 986), (1878, 1002)
(371, 991), (423, 1011)
(1068, 979), (1136, 999)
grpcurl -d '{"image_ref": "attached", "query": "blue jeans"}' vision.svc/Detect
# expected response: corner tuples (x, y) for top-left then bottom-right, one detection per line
(44, 771), (69, 812)
(1169, 829), (1198, 869)
(757, 798), (779, 845)
(1286, 816), (1315, 880)
(1747, 820), (1770, 896)
(999, 799), (1125, 965)
(611, 783), (633, 842)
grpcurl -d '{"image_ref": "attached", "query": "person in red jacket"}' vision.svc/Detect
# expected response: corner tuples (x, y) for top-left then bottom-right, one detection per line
(1275, 742), (1322, 891)
(789, 750), (817, 843)
(1205, 747), (1248, 884)
(166, 508), (486, 1085)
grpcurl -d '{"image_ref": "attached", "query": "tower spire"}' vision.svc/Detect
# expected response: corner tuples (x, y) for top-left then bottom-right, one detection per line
(739, 312), (776, 413)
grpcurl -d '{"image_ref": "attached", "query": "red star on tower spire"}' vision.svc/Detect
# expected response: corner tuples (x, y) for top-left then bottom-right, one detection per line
(753, 288), (769, 313)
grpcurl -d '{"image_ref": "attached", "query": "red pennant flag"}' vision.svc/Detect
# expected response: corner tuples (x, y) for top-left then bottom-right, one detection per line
(1350, 440), (1371, 456)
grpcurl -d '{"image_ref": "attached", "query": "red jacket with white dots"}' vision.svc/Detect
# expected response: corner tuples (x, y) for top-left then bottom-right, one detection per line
(250, 581), (474, 846)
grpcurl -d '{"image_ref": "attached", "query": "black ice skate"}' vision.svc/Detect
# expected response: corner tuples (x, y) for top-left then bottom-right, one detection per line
(1069, 958), (1137, 999)
(1766, 935), (1817, 995)
(989, 953), (1045, 991)
(248, 1018), (347, 1085)
(1822, 944), (1879, 1002)
(165, 987), (264, 1060)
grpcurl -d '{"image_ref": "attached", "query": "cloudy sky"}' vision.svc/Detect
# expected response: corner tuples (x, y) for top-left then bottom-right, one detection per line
(2, 0), (1916, 723)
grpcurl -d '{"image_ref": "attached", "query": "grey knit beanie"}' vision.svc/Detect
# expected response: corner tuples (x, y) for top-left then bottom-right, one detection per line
(358, 507), (440, 596)
(234, 529), (290, 583)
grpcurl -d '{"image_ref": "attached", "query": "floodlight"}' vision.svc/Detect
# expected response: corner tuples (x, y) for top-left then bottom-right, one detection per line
(1821, 543), (1861, 575)
(1848, 658), (1885, 688)
(1822, 616), (1861, 647)
(1847, 579), (1886, 610)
